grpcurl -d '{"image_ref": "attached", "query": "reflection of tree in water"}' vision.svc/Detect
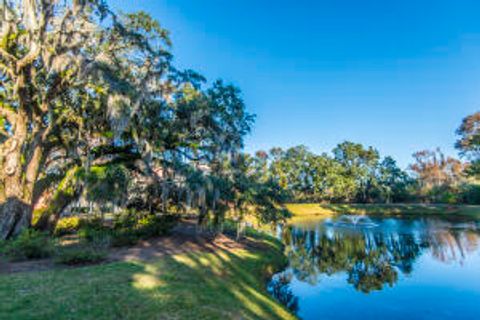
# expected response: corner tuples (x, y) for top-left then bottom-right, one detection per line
(277, 221), (480, 294)
(281, 229), (407, 293)
(426, 223), (480, 264)
(347, 246), (398, 293)
(267, 272), (299, 313)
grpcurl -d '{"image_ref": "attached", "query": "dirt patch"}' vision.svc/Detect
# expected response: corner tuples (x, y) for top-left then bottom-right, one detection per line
(0, 219), (252, 274)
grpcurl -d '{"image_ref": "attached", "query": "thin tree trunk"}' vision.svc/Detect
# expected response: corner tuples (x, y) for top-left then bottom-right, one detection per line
(236, 221), (241, 241)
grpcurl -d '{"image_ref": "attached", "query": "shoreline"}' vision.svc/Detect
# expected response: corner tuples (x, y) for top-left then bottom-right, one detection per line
(285, 203), (480, 219)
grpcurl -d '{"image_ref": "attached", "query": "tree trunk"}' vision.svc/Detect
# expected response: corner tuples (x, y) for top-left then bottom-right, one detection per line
(0, 197), (32, 240)
(0, 50), (49, 239)
(0, 174), (33, 239)
(0, 117), (44, 239)
(0, 135), (32, 239)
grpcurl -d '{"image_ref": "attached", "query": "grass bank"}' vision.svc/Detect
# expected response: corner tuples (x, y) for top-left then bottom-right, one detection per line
(285, 203), (480, 219)
(0, 233), (294, 320)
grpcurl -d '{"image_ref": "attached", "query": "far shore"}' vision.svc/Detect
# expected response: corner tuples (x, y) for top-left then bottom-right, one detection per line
(285, 203), (480, 219)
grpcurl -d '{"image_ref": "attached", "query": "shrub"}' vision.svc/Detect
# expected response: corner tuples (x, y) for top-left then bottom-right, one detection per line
(0, 240), (6, 254)
(2, 229), (54, 261)
(110, 213), (179, 246)
(54, 245), (107, 265)
(78, 227), (112, 245)
(113, 210), (138, 230)
(78, 216), (105, 231)
(460, 184), (480, 204)
(113, 210), (178, 240)
(440, 191), (458, 205)
(110, 229), (138, 247)
(78, 212), (178, 247)
(77, 216), (112, 244)
(54, 216), (81, 236)
(136, 214), (178, 238)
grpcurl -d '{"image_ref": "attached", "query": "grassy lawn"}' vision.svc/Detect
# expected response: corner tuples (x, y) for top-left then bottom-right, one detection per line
(285, 203), (480, 219)
(0, 234), (295, 320)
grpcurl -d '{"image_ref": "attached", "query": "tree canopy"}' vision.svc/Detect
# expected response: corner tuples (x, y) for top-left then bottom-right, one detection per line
(0, 0), (268, 239)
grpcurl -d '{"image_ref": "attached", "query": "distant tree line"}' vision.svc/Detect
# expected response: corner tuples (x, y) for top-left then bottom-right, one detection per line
(248, 112), (480, 205)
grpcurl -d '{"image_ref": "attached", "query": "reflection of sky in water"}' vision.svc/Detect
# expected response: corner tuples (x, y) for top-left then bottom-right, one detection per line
(270, 216), (480, 320)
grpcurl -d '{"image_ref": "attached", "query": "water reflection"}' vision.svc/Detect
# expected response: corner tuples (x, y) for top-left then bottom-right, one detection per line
(268, 272), (299, 313)
(269, 216), (480, 317)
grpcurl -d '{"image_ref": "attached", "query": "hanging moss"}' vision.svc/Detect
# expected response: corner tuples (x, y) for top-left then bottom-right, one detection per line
(84, 164), (130, 203)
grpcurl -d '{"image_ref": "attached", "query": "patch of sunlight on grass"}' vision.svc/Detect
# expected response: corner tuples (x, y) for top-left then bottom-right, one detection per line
(230, 287), (270, 319)
(132, 273), (165, 290)
(173, 254), (200, 269)
(143, 263), (159, 274)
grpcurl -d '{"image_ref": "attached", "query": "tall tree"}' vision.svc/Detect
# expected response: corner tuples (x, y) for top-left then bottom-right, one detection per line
(409, 149), (465, 202)
(456, 111), (480, 176)
(377, 156), (411, 203)
(333, 141), (380, 202)
(0, 1), (173, 238)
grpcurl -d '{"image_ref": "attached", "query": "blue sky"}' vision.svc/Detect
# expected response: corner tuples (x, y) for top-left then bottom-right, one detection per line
(111, 0), (480, 168)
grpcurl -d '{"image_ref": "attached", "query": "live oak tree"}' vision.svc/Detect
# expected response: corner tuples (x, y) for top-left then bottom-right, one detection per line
(0, 0), (174, 238)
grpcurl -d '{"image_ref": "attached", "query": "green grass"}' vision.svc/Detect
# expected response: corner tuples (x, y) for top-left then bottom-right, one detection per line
(285, 203), (480, 219)
(0, 234), (295, 320)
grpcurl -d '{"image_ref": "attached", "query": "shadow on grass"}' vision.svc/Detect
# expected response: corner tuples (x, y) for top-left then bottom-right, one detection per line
(0, 236), (294, 320)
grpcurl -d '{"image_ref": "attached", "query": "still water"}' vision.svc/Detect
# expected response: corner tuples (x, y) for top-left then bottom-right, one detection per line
(269, 215), (480, 320)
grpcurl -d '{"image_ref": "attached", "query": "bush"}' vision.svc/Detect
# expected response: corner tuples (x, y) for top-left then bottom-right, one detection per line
(113, 210), (138, 229)
(78, 216), (105, 231)
(0, 240), (6, 255)
(109, 213), (178, 246)
(110, 229), (138, 247)
(77, 212), (178, 248)
(54, 245), (107, 265)
(77, 216), (112, 244)
(78, 227), (112, 245)
(2, 230), (54, 261)
(54, 216), (81, 236)
(440, 192), (458, 204)
(136, 214), (178, 238)
(113, 210), (178, 240)
(460, 184), (480, 204)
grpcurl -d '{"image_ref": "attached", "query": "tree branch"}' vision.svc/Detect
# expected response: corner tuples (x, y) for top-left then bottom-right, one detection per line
(0, 106), (16, 123)
(0, 61), (15, 79)
(0, 47), (17, 64)
(16, 46), (40, 72)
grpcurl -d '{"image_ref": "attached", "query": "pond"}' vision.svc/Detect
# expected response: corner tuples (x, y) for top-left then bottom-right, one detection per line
(268, 215), (480, 320)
